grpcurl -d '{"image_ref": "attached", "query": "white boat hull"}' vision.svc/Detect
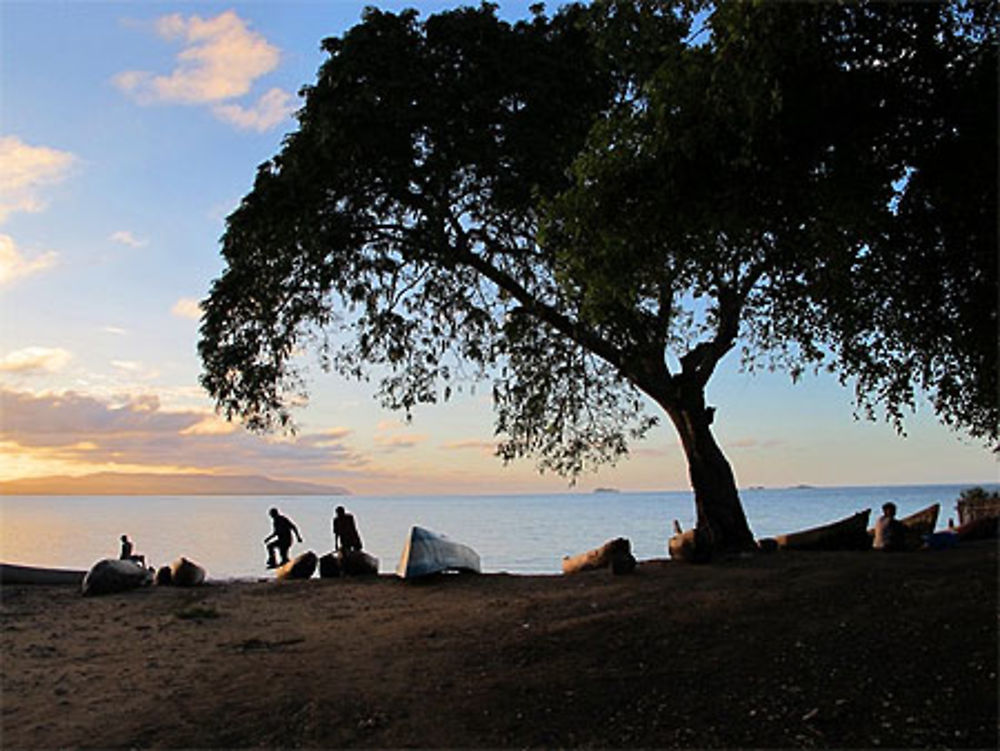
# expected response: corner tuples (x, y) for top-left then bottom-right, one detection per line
(396, 526), (481, 579)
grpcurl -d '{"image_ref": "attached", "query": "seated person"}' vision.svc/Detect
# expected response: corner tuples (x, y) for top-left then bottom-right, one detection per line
(119, 534), (146, 566)
(872, 502), (906, 551)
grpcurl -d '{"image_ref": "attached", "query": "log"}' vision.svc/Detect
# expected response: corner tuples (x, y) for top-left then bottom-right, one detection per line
(562, 538), (633, 574)
(668, 521), (710, 563)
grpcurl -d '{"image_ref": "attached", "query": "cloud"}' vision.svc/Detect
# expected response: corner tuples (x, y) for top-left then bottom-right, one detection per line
(374, 433), (426, 451)
(114, 10), (292, 132)
(373, 420), (426, 452)
(0, 234), (58, 285)
(297, 428), (355, 448)
(726, 437), (785, 450)
(0, 347), (72, 374)
(102, 326), (128, 336)
(0, 386), (366, 477)
(441, 439), (496, 453)
(171, 297), (202, 319)
(111, 360), (143, 373)
(0, 136), (76, 223)
(213, 87), (295, 132)
(110, 230), (147, 248)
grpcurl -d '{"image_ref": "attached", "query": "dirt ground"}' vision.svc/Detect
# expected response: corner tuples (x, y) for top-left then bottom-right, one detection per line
(1, 542), (996, 749)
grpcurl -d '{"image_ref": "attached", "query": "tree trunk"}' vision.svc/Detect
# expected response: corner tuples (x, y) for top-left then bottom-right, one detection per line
(662, 384), (756, 557)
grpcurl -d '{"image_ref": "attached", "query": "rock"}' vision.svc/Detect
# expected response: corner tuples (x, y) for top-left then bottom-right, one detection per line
(169, 557), (206, 587)
(275, 550), (317, 580)
(155, 565), (173, 586)
(81, 558), (151, 596)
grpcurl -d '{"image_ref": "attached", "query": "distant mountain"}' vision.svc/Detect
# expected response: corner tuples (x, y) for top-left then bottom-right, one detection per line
(0, 472), (350, 496)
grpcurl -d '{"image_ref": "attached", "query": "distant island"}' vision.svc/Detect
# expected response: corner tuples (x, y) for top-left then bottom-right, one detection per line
(0, 472), (350, 496)
(593, 487), (620, 494)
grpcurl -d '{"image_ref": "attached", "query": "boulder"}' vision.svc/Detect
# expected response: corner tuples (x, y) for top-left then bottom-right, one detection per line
(170, 557), (206, 587)
(275, 550), (317, 580)
(81, 558), (151, 596)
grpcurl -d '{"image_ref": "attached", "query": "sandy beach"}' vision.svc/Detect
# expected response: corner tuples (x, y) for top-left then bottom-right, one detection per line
(1, 542), (996, 749)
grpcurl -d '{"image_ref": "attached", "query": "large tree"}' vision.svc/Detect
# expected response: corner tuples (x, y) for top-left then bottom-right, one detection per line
(199, 2), (997, 556)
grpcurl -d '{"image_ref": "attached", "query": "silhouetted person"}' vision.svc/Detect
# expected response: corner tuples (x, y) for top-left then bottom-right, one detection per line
(873, 502), (906, 551)
(119, 534), (145, 567)
(333, 505), (363, 553)
(264, 507), (302, 568)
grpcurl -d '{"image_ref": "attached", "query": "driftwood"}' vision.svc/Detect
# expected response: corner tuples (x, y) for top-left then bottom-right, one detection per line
(562, 537), (635, 575)
(668, 521), (711, 563)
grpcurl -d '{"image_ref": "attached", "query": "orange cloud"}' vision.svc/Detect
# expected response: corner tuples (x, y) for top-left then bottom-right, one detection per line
(0, 387), (366, 482)
(0, 347), (71, 374)
(0, 235), (57, 285)
(171, 297), (202, 319)
(0, 136), (76, 223)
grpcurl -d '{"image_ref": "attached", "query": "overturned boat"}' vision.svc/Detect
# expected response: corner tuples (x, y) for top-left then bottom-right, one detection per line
(0, 562), (86, 586)
(395, 526), (481, 579)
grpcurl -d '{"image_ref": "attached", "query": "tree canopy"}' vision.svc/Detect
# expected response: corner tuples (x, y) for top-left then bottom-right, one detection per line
(200, 1), (997, 554)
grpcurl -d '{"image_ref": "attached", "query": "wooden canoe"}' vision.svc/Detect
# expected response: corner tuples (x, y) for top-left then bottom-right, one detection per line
(868, 503), (940, 550)
(275, 550), (317, 580)
(563, 538), (635, 574)
(0, 562), (86, 586)
(774, 510), (871, 551)
(395, 526), (481, 579)
(169, 557), (206, 587)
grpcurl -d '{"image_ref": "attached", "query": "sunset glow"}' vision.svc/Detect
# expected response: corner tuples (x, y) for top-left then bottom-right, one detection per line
(1, 1), (995, 496)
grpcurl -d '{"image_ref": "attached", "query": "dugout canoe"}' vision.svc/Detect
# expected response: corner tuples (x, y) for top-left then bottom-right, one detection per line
(774, 510), (871, 551)
(0, 562), (86, 586)
(275, 550), (317, 580)
(395, 526), (481, 579)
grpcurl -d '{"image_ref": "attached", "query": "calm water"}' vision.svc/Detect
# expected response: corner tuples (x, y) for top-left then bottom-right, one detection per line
(1, 484), (992, 579)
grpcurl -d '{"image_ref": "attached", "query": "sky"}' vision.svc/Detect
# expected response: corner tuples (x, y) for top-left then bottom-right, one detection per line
(0, 1), (995, 496)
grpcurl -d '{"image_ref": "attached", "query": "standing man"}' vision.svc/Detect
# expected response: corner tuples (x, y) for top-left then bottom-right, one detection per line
(264, 507), (302, 568)
(333, 505), (363, 553)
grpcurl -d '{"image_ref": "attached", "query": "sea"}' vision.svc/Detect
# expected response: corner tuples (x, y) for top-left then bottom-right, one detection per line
(1, 484), (994, 580)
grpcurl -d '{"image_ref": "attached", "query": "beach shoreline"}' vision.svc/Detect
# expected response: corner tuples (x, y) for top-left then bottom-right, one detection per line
(2, 543), (996, 748)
